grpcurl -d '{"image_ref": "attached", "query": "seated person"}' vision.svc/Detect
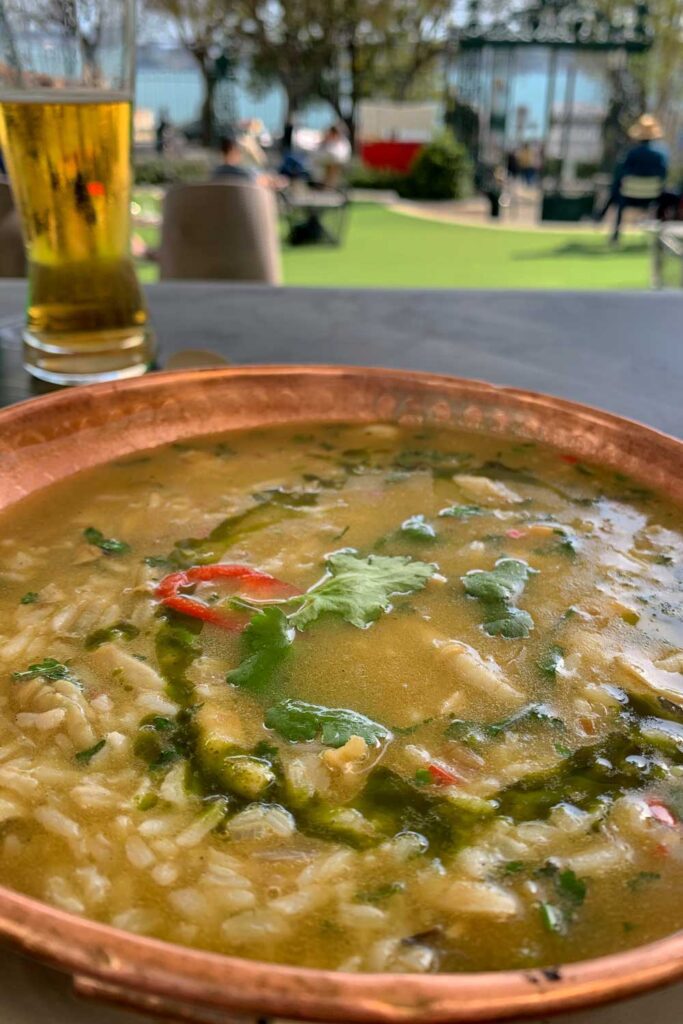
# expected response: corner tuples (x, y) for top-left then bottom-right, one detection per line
(213, 131), (261, 183)
(598, 114), (668, 242)
(213, 132), (286, 190)
(310, 124), (351, 189)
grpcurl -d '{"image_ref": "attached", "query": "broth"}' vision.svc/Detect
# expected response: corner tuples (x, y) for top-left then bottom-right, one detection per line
(0, 422), (681, 973)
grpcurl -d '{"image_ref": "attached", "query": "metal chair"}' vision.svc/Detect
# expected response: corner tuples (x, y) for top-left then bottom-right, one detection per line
(652, 223), (683, 289)
(159, 181), (282, 283)
(0, 181), (26, 277)
(278, 183), (350, 246)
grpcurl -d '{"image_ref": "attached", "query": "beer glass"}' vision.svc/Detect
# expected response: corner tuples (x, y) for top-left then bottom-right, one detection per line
(0, 0), (155, 382)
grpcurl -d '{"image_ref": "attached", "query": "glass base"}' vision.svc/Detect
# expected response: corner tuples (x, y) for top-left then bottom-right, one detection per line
(22, 326), (157, 386)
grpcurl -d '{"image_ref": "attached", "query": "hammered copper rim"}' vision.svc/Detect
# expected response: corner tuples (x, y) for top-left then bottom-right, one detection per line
(0, 364), (682, 1023)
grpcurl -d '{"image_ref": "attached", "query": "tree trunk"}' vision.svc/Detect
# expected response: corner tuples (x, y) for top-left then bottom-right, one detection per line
(200, 69), (216, 148)
(283, 87), (302, 133)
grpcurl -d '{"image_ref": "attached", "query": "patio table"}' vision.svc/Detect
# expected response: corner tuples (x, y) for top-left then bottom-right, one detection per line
(0, 279), (681, 1023)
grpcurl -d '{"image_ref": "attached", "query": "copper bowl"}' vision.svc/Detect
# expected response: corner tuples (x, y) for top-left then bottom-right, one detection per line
(0, 365), (682, 1023)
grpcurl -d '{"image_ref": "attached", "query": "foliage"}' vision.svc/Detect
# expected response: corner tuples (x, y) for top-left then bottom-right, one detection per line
(236, 0), (454, 139)
(348, 163), (408, 192)
(401, 132), (472, 200)
(349, 133), (472, 200)
(317, 0), (454, 141)
(134, 157), (212, 185)
(238, 0), (338, 122)
(146, 0), (241, 145)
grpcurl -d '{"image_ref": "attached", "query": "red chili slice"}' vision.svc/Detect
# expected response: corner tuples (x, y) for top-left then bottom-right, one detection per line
(155, 564), (300, 631)
(427, 762), (462, 786)
(647, 799), (677, 828)
(559, 454), (579, 464)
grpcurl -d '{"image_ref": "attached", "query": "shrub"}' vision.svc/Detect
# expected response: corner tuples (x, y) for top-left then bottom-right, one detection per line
(401, 131), (471, 200)
(349, 134), (471, 201)
(134, 156), (211, 186)
(348, 162), (407, 192)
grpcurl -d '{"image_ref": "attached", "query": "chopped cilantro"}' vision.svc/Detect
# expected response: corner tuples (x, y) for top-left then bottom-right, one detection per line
(538, 644), (565, 679)
(265, 698), (391, 748)
(438, 504), (483, 519)
(12, 658), (78, 684)
(84, 527), (130, 556)
(399, 514), (436, 541)
(462, 558), (536, 639)
(556, 869), (586, 905)
(19, 591), (39, 605)
(503, 860), (525, 875)
(75, 739), (106, 764)
(414, 768), (432, 786)
(627, 871), (661, 892)
(84, 621), (140, 651)
(446, 703), (563, 746)
(539, 901), (564, 934)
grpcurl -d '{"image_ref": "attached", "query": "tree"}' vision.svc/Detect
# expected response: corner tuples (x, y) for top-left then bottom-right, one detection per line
(239, 1), (338, 126)
(238, 0), (453, 145)
(32, 0), (105, 83)
(147, 0), (241, 146)
(317, 0), (454, 145)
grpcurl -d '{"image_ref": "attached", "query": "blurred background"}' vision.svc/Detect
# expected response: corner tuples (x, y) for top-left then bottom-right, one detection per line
(7, 0), (683, 291)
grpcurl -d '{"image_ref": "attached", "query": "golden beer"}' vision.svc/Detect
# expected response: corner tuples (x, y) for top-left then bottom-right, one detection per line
(0, 95), (154, 381)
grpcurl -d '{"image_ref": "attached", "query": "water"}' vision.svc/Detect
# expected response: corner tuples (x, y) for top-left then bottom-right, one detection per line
(135, 68), (334, 135)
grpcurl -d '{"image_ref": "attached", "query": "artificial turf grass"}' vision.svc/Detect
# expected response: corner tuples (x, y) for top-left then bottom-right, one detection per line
(281, 204), (650, 290)
(132, 194), (651, 290)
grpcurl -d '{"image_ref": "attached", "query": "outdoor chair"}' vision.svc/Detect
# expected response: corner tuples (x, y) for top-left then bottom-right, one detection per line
(612, 175), (664, 241)
(651, 222), (683, 289)
(0, 181), (26, 277)
(159, 181), (282, 283)
(278, 182), (350, 246)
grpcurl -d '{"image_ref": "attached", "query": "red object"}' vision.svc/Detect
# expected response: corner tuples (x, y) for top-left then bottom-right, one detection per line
(360, 141), (423, 173)
(427, 762), (461, 786)
(87, 181), (106, 197)
(560, 454), (579, 464)
(156, 564), (300, 630)
(505, 528), (527, 539)
(647, 799), (677, 828)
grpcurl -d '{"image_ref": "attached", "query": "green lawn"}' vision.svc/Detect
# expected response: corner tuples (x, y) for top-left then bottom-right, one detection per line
(133, 194), (651, 290)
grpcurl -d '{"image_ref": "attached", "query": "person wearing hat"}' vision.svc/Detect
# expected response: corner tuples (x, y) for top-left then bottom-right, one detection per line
(598, 114), (668, 242)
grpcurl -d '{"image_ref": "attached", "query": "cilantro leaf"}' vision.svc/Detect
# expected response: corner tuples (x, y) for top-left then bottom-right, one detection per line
(556, 868), (586, 905)
(462, 558), (536, 639)
(485, 605), (534, 638)
(85, 620), (140, 651)
(265, 698), (391, 748)
(447, 703), (563, 745)
(75, 739), (106, 764)
(289, 552), (435, 630)
(438, 504), (483, 519)
(399, 515), (436, 541)
(12, 658), (78, 684)
(20, 591), (39, 605)
(538, 644), (565, 679)
(84, 527), (130, 556)
(462, 558), (534, 602)
(227, 607), (294, 691)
